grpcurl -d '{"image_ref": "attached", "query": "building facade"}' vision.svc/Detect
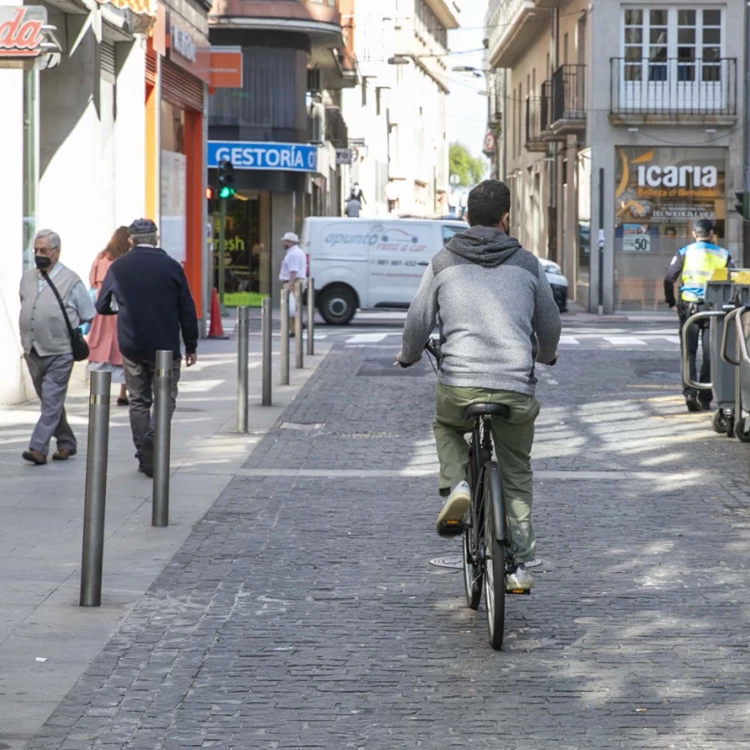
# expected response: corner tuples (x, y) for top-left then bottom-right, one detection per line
(0, 0), (153, 404)
(486, 0), (747, 313)
(341, 0), (458, 218)
(207, 0), (357, 308)
(0, 0), (219, 405)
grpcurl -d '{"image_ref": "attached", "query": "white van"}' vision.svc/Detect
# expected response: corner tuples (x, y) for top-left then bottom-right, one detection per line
(302, 217), (467, 325)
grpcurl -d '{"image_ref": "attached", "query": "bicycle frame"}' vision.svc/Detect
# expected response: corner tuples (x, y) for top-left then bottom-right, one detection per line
(469, 416), (506, 544)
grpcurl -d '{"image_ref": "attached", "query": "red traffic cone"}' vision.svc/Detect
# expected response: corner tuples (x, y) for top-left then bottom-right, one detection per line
(207, 288), (228, 339)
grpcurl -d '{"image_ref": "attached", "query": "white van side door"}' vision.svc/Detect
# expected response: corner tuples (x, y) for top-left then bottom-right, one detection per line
(307, 220), (370, 306)
(367, 222), (439, 307)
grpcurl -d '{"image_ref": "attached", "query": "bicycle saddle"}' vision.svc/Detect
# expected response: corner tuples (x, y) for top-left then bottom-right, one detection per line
(463, 403), (510, 420)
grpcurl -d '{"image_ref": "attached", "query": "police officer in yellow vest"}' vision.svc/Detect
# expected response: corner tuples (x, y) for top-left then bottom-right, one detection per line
(664, 219), (733, 412)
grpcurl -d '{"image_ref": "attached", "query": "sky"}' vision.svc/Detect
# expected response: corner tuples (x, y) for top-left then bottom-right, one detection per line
(446, 3), (488, 158)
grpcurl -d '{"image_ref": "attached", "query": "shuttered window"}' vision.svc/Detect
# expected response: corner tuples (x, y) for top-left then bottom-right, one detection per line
(146, 50), (204, 112)
(101, 41), (116, 83)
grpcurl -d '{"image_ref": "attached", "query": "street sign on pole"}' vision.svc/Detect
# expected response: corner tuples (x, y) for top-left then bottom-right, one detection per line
(218, 198), (226, 315)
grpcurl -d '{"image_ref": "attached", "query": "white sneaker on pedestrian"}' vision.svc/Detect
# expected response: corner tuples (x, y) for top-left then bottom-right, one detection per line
(525, 558), (544, 569)
(435, 480), (471, 536)
(506, 564), (534, 591)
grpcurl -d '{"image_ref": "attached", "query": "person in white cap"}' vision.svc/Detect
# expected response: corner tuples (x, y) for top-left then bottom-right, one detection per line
(280, 231), (307, 319)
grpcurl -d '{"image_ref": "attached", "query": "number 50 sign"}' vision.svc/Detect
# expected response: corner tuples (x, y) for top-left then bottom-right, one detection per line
(623, 225), (651, 253)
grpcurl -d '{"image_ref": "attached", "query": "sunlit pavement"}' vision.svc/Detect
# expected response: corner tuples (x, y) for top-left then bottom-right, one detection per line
(0, 335), (330, 749)
(15, 320), (750, 748)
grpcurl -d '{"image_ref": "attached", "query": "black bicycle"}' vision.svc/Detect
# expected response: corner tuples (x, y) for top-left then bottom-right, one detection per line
(422, 339), (530, 650)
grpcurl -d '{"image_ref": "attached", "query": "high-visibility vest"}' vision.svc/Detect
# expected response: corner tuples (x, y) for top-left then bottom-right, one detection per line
(680, 241), (730, 302)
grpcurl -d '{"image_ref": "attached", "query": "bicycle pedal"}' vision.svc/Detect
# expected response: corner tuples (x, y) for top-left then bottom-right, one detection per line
(437, 519), (464, 537)
(506, 588), (531, 596)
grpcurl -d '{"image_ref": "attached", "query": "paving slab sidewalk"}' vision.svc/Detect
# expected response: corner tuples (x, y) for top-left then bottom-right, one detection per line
(0, 331), (330, 749)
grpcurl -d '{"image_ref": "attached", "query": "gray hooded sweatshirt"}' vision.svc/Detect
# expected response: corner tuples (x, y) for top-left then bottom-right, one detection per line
(400, 225), (562, 395)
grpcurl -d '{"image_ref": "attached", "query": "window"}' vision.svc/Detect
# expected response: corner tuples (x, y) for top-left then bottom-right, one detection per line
(622, 7), (724, 82)
(442, 225), (464, 242)
(415, 0), (447, 51)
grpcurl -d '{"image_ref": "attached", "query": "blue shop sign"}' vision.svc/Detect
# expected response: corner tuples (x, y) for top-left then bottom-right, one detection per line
(208, 141), (318, 172)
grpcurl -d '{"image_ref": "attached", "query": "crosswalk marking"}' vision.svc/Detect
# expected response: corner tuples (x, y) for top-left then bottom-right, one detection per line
(346, 333), (389, 344)
(662, 336), (681, 344)
(603, 336), (647, 346)
(558, 335), (580, 345)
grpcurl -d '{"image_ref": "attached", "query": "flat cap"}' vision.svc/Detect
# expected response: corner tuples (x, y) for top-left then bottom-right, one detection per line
(128, 218), (158, 235)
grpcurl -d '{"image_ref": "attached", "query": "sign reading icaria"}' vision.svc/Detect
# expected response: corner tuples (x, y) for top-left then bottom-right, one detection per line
(0, 6), (47, 58)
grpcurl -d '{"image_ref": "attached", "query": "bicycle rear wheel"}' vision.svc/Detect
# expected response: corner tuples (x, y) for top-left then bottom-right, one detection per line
(482, 463), (506, 650)
(462, 525), (482, 610)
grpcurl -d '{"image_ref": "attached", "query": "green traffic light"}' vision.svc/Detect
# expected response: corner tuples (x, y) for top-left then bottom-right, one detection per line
(218, 186), (235, 199)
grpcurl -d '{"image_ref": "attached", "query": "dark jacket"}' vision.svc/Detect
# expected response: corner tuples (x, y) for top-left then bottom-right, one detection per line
(96, 246), (198, 363)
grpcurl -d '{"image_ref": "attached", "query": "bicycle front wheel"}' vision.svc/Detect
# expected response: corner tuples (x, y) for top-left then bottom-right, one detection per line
(482, 464), (506, 650)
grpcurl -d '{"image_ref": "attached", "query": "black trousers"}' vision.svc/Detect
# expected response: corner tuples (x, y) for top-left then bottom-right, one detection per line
(678, 303), (711, 402)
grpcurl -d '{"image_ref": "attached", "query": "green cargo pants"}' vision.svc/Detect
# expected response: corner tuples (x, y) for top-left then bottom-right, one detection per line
(433, 383), (540, 563)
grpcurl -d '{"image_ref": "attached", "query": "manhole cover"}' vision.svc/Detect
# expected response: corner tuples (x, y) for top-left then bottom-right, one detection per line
(429, 555), (463, 570)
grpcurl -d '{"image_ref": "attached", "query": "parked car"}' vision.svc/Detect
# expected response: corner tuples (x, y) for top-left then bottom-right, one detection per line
(302, 217), (569, 324)
(539, 259), (569, 313)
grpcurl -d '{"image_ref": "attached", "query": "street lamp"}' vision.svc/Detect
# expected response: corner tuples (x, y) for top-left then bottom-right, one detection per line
(452, 65), (484, 78)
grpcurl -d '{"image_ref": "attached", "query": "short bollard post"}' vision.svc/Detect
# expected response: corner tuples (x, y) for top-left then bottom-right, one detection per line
(237, 306), (249, 432)
(280, 288), (290, 385)
(261, 297), (272, 406)
(80, 370), (111, 607)
(307, 277), (315, 356)
(152, 350), (172, 527)
(295, 280), (304, 369)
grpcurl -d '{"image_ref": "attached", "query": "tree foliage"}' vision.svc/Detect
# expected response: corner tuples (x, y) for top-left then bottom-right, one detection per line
(449, 143), (486, 188)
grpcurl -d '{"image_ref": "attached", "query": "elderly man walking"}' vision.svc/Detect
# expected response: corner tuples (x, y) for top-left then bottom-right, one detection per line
(96, 219), (198, 477)
(19, 229), (96, 465)
(280, 231), (307, 320)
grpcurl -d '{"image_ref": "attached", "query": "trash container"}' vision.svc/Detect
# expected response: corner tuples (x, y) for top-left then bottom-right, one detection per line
(717, 270), (750, 441)
(682, 269), (750, 438)
(705, 271), (742, 435)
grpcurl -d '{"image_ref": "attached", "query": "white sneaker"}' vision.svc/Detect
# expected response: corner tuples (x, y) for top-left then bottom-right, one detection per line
(525, 558), (544, 569)
(435, 481), (471, 535)
(506, 564), (534, 591)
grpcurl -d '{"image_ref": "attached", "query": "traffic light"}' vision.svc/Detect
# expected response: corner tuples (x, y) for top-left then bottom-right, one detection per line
(218, 159), (235, 199)
(205, 186), (214, 200)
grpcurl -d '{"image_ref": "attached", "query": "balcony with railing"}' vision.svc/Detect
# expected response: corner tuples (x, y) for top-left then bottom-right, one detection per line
(324, 105), (348, 147)
(487, 69), (504, 125)
(610, 57), (737, 125)
(486, 0), (550, 68)
(546, 64), (586, 135)
(525, 96), (547, 152)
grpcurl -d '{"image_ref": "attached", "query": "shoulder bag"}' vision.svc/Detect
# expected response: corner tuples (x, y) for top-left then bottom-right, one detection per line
(42, 272), (90, 362)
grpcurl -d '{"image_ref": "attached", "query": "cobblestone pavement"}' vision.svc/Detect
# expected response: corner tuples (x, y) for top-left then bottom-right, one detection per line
(29, 333), (750, 749)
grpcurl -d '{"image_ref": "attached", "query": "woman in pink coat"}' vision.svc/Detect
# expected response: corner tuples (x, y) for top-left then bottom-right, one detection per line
(87, 227), (130, 405)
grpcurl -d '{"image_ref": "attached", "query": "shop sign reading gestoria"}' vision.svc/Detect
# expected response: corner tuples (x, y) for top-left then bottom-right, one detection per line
(208, 141), (318, 173)
(615, 146), (727, 250)
(0, 6), (47, 58)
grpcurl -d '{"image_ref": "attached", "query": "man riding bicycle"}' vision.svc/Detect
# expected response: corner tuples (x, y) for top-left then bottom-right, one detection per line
(397, 180), (561, 590)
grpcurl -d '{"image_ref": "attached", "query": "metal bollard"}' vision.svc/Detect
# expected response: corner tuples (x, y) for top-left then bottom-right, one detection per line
(237, 306), (249, 432)
(152, 350), (172, 527)
(261, 297), (272, 406)
(80, 370), (111, 607)
(307, 277), (315, 356)
(295, 280), (304, 369)
(280, 288), (290, 385)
